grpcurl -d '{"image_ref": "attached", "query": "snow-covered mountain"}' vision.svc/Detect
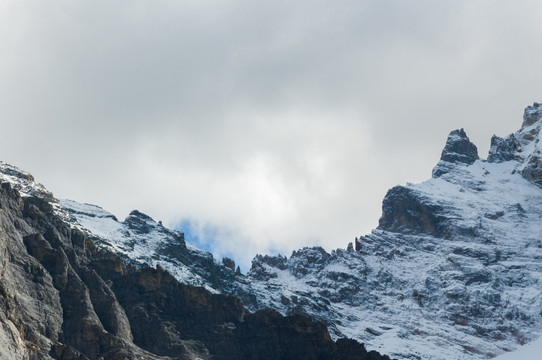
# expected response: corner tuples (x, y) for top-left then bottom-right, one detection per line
(56, 199), (237, 294)
(10, 102), (542, 359)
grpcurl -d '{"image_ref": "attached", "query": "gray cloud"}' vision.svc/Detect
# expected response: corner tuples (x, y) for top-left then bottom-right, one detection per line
(1, 0), (542, 268)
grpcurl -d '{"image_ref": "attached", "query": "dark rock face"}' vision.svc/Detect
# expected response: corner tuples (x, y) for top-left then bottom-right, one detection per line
(222, 257), (236, 271)
(0, 179), (392, 359)
(522, 102), (542, 127)
(108, 266), (392, 360)
(439, 129), (479, 165)
(487, 103), (542, 186)
(433, 129), (479, 177)
(378, 185), (447, 237)
(522, 154), (542, 187)
(250, 254), (288, 280)
(124, 210), (156, 234)
(0, 184), (159, 360)
(487, 134), (520, 163)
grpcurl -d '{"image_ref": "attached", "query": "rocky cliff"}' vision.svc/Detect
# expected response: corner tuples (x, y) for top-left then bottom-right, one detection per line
(0, 162), (391, 359)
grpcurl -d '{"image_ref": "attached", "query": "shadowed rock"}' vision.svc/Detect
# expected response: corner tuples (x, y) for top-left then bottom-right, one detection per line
(433, 129), (479, 177)
(522, 102), (542, 127)
(378, 185), (447, 237)
(487, 134), (520, 163)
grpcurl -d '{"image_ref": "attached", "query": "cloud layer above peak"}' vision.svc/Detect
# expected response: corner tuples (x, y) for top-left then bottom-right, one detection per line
(2, 0), (542, 268)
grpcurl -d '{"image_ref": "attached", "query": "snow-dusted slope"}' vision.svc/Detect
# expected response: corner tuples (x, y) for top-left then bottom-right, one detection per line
(494, 333), (542, 360)
(0, 161), (54, 201)
(13, 103), (542, 360)
(57, 199), (238, 294)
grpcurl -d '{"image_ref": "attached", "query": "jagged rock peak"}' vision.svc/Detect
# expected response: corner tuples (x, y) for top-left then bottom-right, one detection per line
(486, 102), (542, 186)
(222, 257), (236, 271)
(127, 209), (155, 222)
(489, 102), (542, 164)
(487, 134), (520, 163)
(0, 161), (55, 202)
(378, 185), (446, 236)
(522, 102), (542, 128)
(439, 128), (479, 165)
(432, 128), (479, 178)
(124, 209), (159, 234)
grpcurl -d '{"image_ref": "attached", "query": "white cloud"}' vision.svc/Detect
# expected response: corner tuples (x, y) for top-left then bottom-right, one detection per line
(1, 0), (542, 268)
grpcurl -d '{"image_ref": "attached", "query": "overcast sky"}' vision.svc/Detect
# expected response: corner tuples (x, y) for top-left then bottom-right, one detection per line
(1, 0), (542, 269)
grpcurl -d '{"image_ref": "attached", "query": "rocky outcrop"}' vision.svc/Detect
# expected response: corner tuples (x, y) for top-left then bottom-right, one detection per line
(488, 103), (542, 187)
(518, 104), (542, 187)
(522, 154), (542, 187)
(432, 129), (479, 177)
(221, 257), (236, 271)
(440, 128), (479, 164)
(522, 102), (542, 127)
(0, 169), (392, 359)
(378, 186), (447, 237)
(0, 162), (55, 202)
(487, 134), (520, 163)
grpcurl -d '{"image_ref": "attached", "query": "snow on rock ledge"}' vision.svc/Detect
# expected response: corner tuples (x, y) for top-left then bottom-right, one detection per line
(0, 161), (54, 201)
(488, 102), (542, 187)
(522, 102), (542, 127)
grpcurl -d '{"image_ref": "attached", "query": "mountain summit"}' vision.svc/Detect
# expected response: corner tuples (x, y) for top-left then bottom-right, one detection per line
(432, 128), (479, 177)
